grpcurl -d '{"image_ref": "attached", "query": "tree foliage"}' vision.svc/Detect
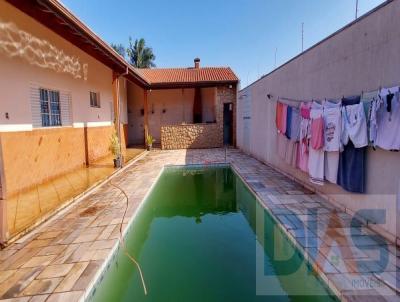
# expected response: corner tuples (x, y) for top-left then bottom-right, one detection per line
(110, 43), (126, 58)
(126, 37), (156, 68)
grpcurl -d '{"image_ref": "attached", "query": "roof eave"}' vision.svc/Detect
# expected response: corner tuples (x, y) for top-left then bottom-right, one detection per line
(6, 0), (149, 87)
(148, 80), (238, 90)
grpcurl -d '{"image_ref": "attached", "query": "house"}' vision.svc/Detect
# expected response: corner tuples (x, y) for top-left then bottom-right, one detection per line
(0, 0), (238, 242)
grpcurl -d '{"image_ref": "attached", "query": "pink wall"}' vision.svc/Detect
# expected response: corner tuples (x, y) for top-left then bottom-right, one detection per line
(0, 1), (121, 130)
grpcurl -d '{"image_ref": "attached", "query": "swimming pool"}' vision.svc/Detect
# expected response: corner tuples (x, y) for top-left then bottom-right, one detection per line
(89, 165), (338, 301)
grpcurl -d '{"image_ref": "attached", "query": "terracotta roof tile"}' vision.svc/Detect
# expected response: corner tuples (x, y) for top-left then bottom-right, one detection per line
(136, 67), (238, 86)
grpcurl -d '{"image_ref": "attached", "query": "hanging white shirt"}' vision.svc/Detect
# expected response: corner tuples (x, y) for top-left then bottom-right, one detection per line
(374, 87), (400, 150)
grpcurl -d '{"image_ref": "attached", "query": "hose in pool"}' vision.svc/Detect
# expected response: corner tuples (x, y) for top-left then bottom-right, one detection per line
(109, 180), (148, 295)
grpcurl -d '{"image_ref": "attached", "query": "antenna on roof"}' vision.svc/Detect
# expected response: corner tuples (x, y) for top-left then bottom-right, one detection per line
(301, 22), (304, 52)
(355, 0), (359, 19)
(274, 47), (277, 68)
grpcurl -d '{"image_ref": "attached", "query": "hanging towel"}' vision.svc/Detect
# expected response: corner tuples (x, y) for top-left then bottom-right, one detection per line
(311, 116), (324, 150)
(289, 107), (301, 142)
(276, 102), (283, 133)
(308, 102), (325, 185)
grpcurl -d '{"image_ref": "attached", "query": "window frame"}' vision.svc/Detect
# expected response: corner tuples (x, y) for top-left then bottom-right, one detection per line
(39, 87), (62, 127)
(90, 91), (101, 108)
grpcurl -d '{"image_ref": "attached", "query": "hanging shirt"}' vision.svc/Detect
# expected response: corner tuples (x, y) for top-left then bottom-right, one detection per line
(361, 90), (379, 146)
(374, 87), (400, 151)
(322, 100), (341, 184)
(323, 101), (341, 152)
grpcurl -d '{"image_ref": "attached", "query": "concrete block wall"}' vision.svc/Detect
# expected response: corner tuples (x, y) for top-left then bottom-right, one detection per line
(237, 0), (400, 243)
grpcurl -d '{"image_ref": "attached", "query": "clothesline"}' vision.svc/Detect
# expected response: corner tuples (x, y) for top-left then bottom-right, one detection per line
(273, 84), (400, 107)
(275, 84), (400, 194)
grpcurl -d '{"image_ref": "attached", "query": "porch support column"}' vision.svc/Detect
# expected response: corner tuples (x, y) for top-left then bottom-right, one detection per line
(112, 72), (122, 159)
(0, 142), (7, 243)
(143, 89), (149, 141)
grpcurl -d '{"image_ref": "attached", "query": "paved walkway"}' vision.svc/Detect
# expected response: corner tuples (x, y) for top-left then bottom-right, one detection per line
(0, 149), (398, 301)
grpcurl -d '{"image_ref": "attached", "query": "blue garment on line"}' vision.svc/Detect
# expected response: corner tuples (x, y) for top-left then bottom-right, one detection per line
(285, 106), (292, 139)
(337, 96), (367, 193)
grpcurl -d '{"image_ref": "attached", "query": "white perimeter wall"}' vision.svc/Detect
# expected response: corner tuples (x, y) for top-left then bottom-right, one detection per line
(237, 0), (400, 241)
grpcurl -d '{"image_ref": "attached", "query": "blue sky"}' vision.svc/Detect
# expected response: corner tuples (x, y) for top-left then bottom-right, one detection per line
(61, 0), (384, 87)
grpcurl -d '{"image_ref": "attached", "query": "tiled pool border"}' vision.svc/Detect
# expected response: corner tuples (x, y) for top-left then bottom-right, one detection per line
(82, 165), (166, 302)
(83, 162), (340, 301)
(229, 164), (342, 299)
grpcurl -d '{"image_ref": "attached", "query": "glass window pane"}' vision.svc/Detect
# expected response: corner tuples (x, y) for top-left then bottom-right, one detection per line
(39, 88), (61, 127)
(41, 114), (50, 127)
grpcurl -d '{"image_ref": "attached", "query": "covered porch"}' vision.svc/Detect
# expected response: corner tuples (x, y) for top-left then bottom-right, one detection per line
(125, 59), (238, 149)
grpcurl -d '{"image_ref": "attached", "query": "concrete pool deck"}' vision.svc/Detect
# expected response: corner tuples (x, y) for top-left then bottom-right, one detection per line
(0, 148), (398, 301)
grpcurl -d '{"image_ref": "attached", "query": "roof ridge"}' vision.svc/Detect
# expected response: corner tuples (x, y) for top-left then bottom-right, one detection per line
(137, 66), (233, 71)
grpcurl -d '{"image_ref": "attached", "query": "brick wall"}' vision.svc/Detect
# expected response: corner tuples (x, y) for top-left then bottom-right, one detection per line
(161, 123), (222, 149)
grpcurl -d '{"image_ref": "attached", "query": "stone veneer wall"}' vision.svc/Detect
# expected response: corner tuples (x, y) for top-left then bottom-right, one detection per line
(161, 123), (221, 150)
(160, 85), (237, 150)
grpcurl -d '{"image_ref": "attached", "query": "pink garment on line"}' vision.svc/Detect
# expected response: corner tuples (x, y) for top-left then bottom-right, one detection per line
(311, 116), (324, 150)
(297, 102), (311, 172)
(300, 102), (311, 119)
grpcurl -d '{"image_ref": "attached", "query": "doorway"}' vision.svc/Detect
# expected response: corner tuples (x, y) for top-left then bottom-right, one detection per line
(223, 103), (233, 146)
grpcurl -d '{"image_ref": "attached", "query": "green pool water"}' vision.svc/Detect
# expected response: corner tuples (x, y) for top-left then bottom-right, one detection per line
(90, 166), (337, 302)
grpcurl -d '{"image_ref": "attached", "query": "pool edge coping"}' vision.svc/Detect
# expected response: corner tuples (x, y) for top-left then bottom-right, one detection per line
(229, 163), (342, 300)
(81, 163), (166, 302)
(83, 161), (342, 302)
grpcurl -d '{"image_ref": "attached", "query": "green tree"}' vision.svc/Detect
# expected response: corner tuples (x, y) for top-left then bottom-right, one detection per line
(127, 37), (156, 68)
(110, 43), (126, 58)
